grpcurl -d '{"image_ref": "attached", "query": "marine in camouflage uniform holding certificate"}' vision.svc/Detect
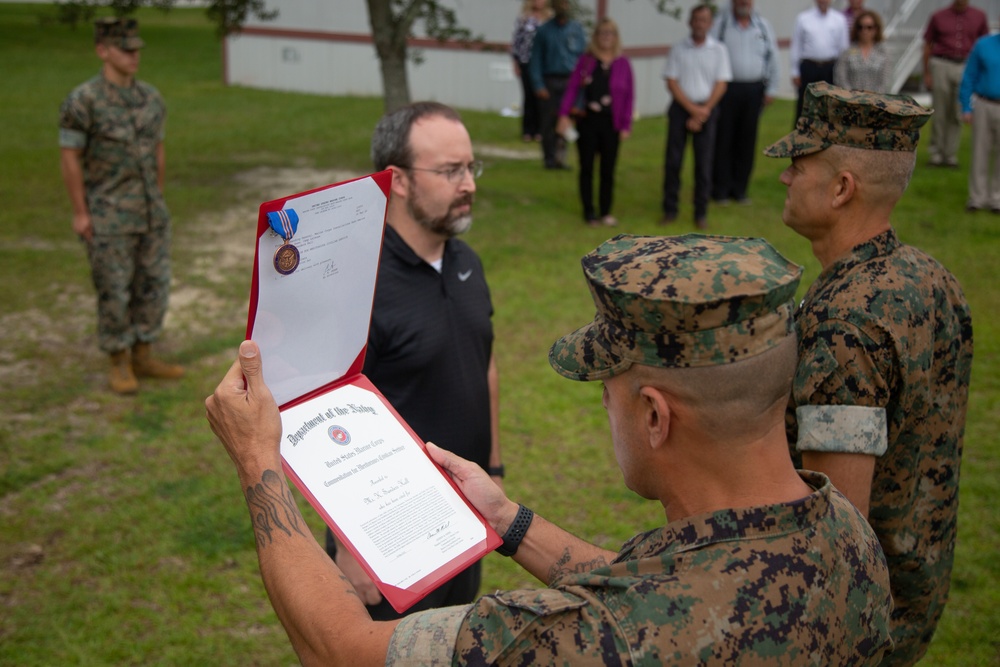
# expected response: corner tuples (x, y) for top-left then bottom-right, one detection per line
(206, 233), (895, 666)
(59, 17), (183, 394)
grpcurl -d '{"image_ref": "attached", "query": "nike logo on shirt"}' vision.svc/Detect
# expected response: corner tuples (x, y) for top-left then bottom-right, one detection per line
(458, 269), (473, 282)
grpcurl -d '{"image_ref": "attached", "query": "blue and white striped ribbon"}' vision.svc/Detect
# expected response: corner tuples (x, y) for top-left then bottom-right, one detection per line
(266, 209), (299, 240)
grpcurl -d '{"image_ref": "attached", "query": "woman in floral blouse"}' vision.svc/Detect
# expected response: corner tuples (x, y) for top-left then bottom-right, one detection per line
(834, 10), (891, 93)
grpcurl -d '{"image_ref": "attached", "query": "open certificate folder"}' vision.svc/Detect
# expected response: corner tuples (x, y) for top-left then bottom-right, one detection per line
(246, 170), (501, 613)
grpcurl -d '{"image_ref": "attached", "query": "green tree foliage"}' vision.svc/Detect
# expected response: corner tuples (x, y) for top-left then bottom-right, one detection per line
(55, 0), (276, 36)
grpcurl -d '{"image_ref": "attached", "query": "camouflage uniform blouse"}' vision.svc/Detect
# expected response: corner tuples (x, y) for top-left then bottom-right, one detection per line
(386, 472), (893, 666)
(788, 228), (973, 666)
(58, 73), (169, 235)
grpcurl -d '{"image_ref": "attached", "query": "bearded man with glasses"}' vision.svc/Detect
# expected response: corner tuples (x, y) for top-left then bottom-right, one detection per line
(323, 101), (502, 621)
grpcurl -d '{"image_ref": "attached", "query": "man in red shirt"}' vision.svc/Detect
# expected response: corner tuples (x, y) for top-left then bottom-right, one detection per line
(923, 0), (989, 167)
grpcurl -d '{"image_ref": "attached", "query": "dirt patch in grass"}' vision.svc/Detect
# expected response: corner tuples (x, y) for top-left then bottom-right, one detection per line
(1, 167), (358, 397)
(475, 144), (537, 161)
(168, 167), (359, 343)
(0, 167), (356, 531)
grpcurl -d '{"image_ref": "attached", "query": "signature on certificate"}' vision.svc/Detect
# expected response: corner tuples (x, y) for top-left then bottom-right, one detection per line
(427, 521), (451, 539)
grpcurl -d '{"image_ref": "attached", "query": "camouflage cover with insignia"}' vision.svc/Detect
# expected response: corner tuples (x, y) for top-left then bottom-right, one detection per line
(386, 472), (893, 666)
(547, 234), (802, 380)
(94, 17), (145, 50)
(763, 82), (932, 158)
(59, 74), (169, 235)
(787, 228), (973, 666)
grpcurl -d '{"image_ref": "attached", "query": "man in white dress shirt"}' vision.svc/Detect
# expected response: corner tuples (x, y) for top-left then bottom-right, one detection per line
(790, 0), (849, 120)
(660, 4), (732, 229)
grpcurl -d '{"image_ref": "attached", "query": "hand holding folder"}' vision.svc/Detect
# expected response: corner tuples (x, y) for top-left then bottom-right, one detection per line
(245, 171), (500, 613)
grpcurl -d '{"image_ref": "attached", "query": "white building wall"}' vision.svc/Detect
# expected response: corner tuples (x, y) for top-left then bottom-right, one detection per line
(227, 36), (380, 97)
(224, 0), (1000, 118)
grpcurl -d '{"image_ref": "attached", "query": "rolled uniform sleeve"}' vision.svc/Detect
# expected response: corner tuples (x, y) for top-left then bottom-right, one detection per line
(452, 588), (616, 665)
(793, 317), (891, 457)
(796, 405), (888, 456)
(59, 128), (87, 149)
(388, 587), (616, 666)
(59, 90), (91, 149)
(387, 604), (471, 666)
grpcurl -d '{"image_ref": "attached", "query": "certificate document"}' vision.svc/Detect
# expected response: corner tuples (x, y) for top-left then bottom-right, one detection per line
(281, 381), (491, 591)
(246, 171), (501, 612)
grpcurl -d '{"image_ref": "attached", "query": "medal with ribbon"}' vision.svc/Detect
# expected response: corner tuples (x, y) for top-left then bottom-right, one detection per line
(267, 209), (300, 275)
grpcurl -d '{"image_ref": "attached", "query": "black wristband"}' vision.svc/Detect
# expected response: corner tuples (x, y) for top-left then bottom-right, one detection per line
(487, 464), (505, 478)
(496, 504), (533, 557)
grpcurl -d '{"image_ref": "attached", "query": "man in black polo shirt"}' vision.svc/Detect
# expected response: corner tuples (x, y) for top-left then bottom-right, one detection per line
(325, 101), (501, 620)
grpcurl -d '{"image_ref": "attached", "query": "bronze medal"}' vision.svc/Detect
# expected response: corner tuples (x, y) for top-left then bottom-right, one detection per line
(267, 208), (301, 275)
(274, 242), (300, 275)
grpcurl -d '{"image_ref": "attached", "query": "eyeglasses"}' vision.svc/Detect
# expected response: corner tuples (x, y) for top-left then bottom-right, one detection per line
(407, 160), (483, 183)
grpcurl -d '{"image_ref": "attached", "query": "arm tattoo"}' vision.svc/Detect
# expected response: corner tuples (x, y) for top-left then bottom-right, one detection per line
(245, 469), (308, 549)
(548, 547), (609, 581)
(337, 571), (360, 599)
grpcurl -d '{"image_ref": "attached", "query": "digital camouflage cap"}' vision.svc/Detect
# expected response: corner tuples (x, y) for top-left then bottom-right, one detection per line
(94, 17), (145, 50)
(548, 234), (803, 381)
(764, 82), (932, 158)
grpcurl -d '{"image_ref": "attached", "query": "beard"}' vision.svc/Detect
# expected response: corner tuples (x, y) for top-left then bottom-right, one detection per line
(409, 192), (474, 237)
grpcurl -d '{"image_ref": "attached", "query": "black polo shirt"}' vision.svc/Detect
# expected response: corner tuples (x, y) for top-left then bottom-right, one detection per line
(363, 225), (494, 469)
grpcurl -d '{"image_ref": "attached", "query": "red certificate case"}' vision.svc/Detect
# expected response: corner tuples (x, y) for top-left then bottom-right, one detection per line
(245, 170), (500, 612)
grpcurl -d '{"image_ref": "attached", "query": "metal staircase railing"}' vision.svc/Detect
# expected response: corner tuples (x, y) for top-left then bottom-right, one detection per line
(867, 0), (942, 93)
(880, 0), (930, 92)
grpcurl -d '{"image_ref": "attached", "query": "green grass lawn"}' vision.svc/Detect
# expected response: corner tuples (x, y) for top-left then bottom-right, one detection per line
(1, 3), (997, 664)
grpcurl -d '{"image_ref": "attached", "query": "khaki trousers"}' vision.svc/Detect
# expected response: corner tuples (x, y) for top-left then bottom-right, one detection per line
(929, 57), (966, 165)
(968, 96), (1000, 210)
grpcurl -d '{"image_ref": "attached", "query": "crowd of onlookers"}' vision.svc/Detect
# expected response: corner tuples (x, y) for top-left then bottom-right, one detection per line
(511, 0), (1000, 223)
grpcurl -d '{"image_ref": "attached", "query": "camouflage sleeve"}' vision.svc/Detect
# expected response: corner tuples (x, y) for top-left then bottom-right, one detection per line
(795, 404), (888, 455)
(794, 317), (891, 411)
(147, 83), (167, 142)
(385, 604), (471, 666)
(138, 81), (167, 144)
(386, 589), (607, 665)
(59, 128), (87, 149)
(451, 588), (620, 664)
(58, 89), (90, 149)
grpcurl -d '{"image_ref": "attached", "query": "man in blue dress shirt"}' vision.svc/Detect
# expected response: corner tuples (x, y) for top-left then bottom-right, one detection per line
(960, 33), (1000, 213)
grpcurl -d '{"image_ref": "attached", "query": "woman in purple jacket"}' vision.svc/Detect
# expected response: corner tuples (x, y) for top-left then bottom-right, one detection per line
(557, 17), (634, 227)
